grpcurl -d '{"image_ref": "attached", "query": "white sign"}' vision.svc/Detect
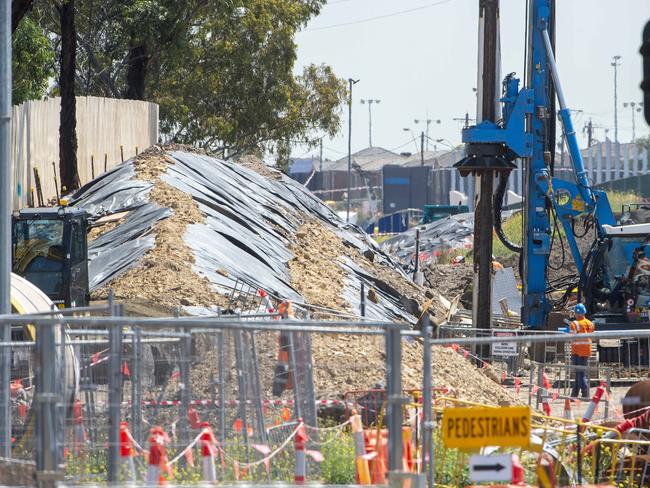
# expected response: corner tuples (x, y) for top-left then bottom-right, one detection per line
(469, 454), (513, 483)
(491, 331), (518, 357)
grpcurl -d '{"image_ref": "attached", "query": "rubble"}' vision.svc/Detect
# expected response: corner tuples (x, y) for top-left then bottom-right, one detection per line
(70, 146), (513, 402)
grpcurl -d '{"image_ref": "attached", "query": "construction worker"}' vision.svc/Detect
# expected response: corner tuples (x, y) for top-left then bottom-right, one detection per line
(569, 303), (595, 398)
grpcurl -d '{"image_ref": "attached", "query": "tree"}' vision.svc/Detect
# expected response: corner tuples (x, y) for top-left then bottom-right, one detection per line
(636, 135), (650, 153)
(12, 17), (55, 105)
(70, 0), (347, 161)
(11, 0), (34, 33)
(55, 0), (80, 194)
(150, 1), (347, 160)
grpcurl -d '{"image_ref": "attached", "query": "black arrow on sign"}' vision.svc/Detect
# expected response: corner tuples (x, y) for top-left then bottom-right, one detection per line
(473, 463), (505, 472)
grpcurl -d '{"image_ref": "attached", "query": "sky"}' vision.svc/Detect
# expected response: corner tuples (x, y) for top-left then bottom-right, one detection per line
(292, 0), (650, 161)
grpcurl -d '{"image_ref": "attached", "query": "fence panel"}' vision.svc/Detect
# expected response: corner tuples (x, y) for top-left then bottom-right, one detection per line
(10, 96), (159, 209)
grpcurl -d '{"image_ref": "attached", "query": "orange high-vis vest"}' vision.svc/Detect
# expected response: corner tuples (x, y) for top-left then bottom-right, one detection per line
(570, 317), (595, 357)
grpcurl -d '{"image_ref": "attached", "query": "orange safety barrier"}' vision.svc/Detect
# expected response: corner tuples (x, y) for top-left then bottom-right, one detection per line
(363, 427), (414, 484)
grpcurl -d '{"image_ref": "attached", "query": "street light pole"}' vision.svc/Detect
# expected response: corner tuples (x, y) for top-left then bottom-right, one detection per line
(623, 102), (644, 142)
(435, 138), (455, 151)
(360, 99), (380, 147)
(346, 78), (359, 223)
(612, 55), (622, 143)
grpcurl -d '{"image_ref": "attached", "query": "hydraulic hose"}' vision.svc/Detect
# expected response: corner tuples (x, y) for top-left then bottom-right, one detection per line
(493, 173), (523, 253)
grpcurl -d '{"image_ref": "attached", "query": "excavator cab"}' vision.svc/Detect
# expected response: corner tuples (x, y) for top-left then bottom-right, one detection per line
(11, 206), (89, 308)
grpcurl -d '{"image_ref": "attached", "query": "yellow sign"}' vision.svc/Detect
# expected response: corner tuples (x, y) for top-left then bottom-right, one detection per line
(442, 406), (531, 449)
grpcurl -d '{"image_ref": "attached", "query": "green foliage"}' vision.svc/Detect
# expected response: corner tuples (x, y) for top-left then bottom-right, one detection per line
(605, 190), (642, 215)
(635, 135), (650, 152)
(492, 211), (523, 260)
(152, 1), (347, 160)
(38, 0), (347, 161)
(11, 17), (55, 105)
(64, 428), (356, 484)
(320, 431), (356, 484)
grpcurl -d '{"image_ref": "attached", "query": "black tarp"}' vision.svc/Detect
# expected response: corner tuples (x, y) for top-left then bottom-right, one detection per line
(72, 151), (416, 323)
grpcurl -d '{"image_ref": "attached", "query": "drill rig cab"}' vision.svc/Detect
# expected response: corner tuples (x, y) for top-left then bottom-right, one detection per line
(11, 206), (89, 308)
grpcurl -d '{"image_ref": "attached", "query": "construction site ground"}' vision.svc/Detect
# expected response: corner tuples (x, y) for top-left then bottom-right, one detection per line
(77, 147), (520, 409)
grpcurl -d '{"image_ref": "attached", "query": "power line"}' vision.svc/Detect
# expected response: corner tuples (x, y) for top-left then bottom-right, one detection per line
(305, 0), (455, 31)
(388, 139), (418, 152)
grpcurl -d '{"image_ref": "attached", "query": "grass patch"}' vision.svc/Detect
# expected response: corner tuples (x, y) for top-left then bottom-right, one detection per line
(492, 211), (523, 260)
(604, 190), (642, 215)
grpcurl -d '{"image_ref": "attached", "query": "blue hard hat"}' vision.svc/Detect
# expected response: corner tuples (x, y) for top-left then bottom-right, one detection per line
(575, 303), (587, 315)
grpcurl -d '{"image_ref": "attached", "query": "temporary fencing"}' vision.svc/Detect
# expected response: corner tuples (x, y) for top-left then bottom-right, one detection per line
(0, 297), (416, 487)
(8, 300), (650, 486)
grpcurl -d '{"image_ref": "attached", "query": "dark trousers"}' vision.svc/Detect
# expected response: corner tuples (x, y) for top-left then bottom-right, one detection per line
(571, 355), (589, 398)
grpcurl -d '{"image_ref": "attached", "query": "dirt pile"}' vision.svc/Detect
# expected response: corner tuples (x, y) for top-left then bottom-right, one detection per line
(91, 146), (225, 309)
(288, 219), (350, 315)
(84, 147), (513, 404)
(310, 334), (519, 405)
(423, 263), (473, 301)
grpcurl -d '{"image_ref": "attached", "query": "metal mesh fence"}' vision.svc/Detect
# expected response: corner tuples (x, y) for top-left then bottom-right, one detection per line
(3, 302), (403, 485)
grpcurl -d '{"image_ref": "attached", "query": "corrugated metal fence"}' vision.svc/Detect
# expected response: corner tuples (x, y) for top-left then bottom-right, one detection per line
(10, 96), (159, 209)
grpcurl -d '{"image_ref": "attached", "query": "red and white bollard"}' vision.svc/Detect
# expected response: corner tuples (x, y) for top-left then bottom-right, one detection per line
(120, 421), (137, 482)
(147, 426), (168, 485)
(259, 289), (275, 313)
(563, 398), (573, 420)
(582, 382), (606, 423)
(199, 421), (218, 484)
(294, 419), (308, 485)
(73, 399), (87, 453)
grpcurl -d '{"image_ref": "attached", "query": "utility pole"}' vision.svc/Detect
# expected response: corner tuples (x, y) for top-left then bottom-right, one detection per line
(584, 119), (593, 147)
(453, 113), (475, 128)
(360, 99), (380, 147)
(0, 0), (12, 458)
(473, 0), (499, 350)
(420, 131), (425, 166)
(346, 78), (359, 223)
(319, 138), (323, 172)
(415, 118), (440, 150)
(612, 55), (622, 144)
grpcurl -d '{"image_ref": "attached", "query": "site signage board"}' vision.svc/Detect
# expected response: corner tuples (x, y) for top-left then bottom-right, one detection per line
(442, 406), (531, 449)
(491, 330), (518, 357)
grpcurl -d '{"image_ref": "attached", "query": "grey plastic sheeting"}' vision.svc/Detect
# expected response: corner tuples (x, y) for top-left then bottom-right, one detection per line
(71, 163), (153, 218)
(88, 203), (172, 290)
(340, 258), (416, 323)
(381, 213), (475, 266)
(72, 150), (418, 323)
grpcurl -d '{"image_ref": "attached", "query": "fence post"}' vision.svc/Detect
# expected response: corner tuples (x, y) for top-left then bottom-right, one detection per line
(107, 299), (123, 483)
(421, 314), (434, 488)
(249, 331), (269, 444)
(536, 364), (543, 411)
(35, 314), (60, 487)
(288, 332), (303, 420)
(528, 364), (533, 407)
(131, 326), (142, 445)
(179, 318), (192, 468)
(217, 331), (226, 445)
(386, 326), (403, 472)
